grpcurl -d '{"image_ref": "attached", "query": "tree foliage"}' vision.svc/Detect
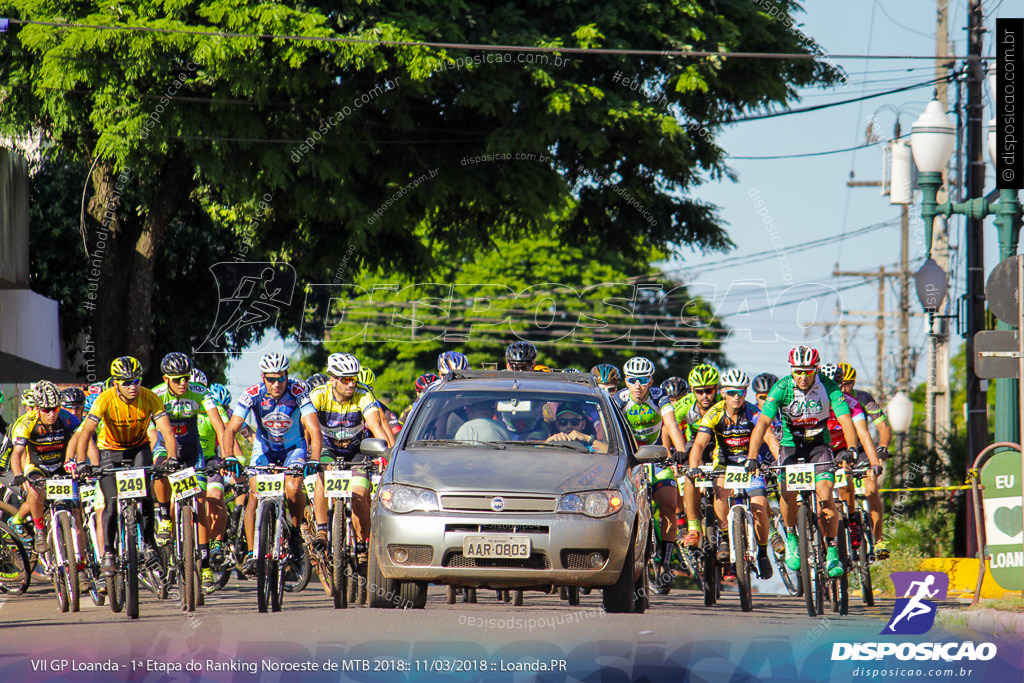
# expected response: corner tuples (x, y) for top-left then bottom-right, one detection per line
(1, 0), (842, 377)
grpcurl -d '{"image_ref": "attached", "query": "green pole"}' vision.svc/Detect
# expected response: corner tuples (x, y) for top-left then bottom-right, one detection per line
(993, 190), (1022, 448)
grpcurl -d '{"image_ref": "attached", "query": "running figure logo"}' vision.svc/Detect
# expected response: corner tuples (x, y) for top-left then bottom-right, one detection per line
(881, 571), (949, 635)
(196, 262), (296, 353)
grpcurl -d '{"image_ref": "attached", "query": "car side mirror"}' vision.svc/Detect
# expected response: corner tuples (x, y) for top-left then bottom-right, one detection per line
(360, 438), (389, 459)
(634, 445), (669, 463)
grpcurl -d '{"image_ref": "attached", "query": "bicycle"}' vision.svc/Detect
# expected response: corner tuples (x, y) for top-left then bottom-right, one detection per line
(27, 471), (86, 613)
(689, 467), (723, 607)
(0, 517), (31, 596)
(765, 474), (800, 597)
(836, 465), (874, 606)
(645, 465), (703, 597)
(161, 461), (215, 612)
(212, 479), (250, 591)
(78, 479), (107, 606)
(103, 464), (162, 620)
(251, 464), (304, 613)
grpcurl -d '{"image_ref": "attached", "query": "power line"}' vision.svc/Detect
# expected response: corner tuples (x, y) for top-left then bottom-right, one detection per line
(729, 139), (886, 160)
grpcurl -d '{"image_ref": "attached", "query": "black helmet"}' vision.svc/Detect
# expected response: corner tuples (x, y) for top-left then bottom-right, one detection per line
(61, 387), (86, 407)
(660, 376), (690, 400)
(505, 341), (538, 366)
(751, 372), (779, 394)
(160, 352), (193, 376)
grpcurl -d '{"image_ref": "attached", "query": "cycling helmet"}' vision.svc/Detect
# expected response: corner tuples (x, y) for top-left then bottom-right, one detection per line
(357, 366), (376, 387)
(21, 387), (36, 408)
(208, 383), (232, 407)
(159, 352), (192, 376)
(415, 373), (440, 394)
(87, 382), (104, 395)
(623, 356), (656, 378)
(591, 364), (622, 385)
(788, 345), (820, 367)
(820, 363), (841, 383)
(751, 372), (779, 394)
(259, 352), (290, 374)
(505, 341), (538, 365)
(719, 369), (749, 389)
(562, 367), (584, 374)
(61, 387), (86, 407)
(326, 353), (360, 377)
(307, 373), (329, 389)
(110, 356), (143, 381)
(84, 393), (98, 413)
(533, 364), (551, 372)
(33, 381), (62, 410)
(437, 351), (469, 375)
(190, 368), (208, 387)
(838, 362), (857, 382)
(687, 364), (720, 388)
(292, 378), (309, 393)
(661, 376), (690, 399)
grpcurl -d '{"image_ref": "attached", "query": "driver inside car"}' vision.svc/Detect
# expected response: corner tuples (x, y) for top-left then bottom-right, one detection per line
(546, 403), (608, 452)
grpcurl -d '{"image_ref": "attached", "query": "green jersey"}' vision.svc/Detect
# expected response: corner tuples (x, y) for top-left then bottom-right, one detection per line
(673, 392), (721, 442)
(759, 374), (850, 447)
(150, 382), (217, 452)
(198, 404), (229, 459)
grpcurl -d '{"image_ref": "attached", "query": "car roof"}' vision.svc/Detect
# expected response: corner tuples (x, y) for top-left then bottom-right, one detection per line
(433, 370), (601, 397)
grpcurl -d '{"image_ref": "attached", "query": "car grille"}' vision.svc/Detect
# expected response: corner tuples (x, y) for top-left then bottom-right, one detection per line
(442, 552), (551, 570)
(440, 495), (557, 512)
(445, 524), (549, 534)
(561, 550), (608, 570)
(387, 545), (434, 566)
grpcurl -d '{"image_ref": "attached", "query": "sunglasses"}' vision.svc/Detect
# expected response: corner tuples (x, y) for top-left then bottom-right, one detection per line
(166, 375), (190, 384)
(792, 369), (817, 377)
(117, 378), (142, 387)
(263, 375), (288, 384)
(334, 376), (357, 384)
(724, 389), (745, 398)
(625, 376), (652, 386)
(557, 417), (584, 427)
(693, 387), (717, 396)
(756, 393), (769, 402)
(38, 406), (60, 414)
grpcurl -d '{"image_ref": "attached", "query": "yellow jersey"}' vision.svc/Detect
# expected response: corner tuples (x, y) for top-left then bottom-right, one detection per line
(87, 387), (167, 450)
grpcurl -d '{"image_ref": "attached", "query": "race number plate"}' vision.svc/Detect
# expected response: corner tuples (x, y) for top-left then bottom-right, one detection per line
(724, 466), (753, 490)
(463, 535), (531, 559)
(785, 464), (815, 491)
(255, 473), (286, 499)
(46, 478), (79, 501)
(303, 474), (317, 500)
(169, 467), (201, 503)
(80, 483), (97, 505)
(696, 465), (714, 489)
(324, 470), (353, 499)
(853, 474), (867, 496)
(116, 469), (147, 499)
(835, 468), (848, 488)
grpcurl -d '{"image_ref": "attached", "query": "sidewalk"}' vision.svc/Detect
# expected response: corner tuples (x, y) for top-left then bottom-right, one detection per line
(937, 606), (1024, 637)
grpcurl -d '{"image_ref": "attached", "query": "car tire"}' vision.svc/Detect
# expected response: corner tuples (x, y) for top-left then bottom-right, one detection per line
(367, 543), (398, 609)
(397, 581), (427, 609)
(603, 528), (637, 614)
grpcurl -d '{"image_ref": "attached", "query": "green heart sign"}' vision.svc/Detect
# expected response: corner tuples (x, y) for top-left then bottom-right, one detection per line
(980, 450), (1024, 591)
(994, 505), (1024, 539)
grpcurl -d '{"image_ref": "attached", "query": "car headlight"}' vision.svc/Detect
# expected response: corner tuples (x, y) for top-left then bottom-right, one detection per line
(379, 484), (440, 514)
(556, 491), (624, 518)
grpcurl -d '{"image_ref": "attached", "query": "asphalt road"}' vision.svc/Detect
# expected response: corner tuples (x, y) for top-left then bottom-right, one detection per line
(0, 571), (900, 681)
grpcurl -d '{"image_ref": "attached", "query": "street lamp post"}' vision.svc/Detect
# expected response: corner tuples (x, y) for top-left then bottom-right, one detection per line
(911, 100), (1023, 449)
(887, 391), (915, 489)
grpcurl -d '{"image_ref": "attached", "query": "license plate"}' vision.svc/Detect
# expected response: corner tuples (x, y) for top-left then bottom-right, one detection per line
(116, 469), (147, 499)
(724, 466), (752, 490)
(785, 464), (815, 491)
(324, 470), (353, 499)
(463, 535), (531, 559)
(303, 474), (318, 499)
(255, 473), (286, 498)
(46, 478), (79, 501)
(169, 467), (201, 503)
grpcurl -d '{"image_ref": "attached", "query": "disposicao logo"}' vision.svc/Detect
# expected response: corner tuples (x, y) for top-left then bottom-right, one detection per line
(831, 571), (997, 663)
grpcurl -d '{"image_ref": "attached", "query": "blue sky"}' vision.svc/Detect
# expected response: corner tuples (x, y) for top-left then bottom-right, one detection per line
(226, 1), (1015, 404)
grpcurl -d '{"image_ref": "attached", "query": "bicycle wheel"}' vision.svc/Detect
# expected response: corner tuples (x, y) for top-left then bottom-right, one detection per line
(255, 502), (273, 613)
(49, 525), (69, 613)
(282, 539), (311, 593)
(858, 518), (875, 606)
(271, 544), (285, 613)
(797, 505), (818, 618)
(836, 520), (850, 616)
(701, 506), (718, 606)
(123, 505), (140, 619)
(772, 510), (800, 597)
(732, 509), (753, 613)
(82, 517), (105, 606)
(331, 502), (347, 609)
(0, 520), (30, 596)
(58, 514), (80, 613)
(677, 540), (705, 593)
(109, 524), (125, 614)
(180, 505), (196, 613)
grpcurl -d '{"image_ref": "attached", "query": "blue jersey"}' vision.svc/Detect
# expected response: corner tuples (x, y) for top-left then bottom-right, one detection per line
(753, 405), (784, 461)
(234, 380), (315, 453)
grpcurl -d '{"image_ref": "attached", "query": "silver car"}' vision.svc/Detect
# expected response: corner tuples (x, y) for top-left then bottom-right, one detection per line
(361, 370), (666, 613)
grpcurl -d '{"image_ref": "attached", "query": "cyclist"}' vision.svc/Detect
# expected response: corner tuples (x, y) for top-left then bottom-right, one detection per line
(61, 387), (87, 420)
(505, 341), (538, 371)
(612, 356), (686, 584)
(661, 377), (690, 402)
(222, 352), (321, 576)
(675, 364), (722, 547)
(591, 364), (622, 396)
(746, 346), (858, 578)
(357, 366), (403, 436)
(687, 370), (779, 578)
(750, 371), (785, 556)
(830, 363), (887, 557)
(9, 382), (84, 557)
(307, 373), (329, 390)
(190, 368), (208, 388)
(400, 374), (440, 423)
(199, 383), (234, 571)
(75, 357), (179, 577)
(307, 353), (394, 555)
(838, 363), (891, 559)
(437, 351), (470, 377)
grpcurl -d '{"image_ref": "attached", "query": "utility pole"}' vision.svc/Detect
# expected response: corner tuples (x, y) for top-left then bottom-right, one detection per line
(833, 267), (890, 400)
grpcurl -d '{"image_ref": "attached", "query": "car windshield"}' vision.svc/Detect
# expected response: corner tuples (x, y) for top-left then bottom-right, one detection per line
(404, 390), (615, 452)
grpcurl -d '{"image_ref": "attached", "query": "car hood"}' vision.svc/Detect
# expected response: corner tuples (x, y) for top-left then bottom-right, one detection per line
(390, 447), (620, 493)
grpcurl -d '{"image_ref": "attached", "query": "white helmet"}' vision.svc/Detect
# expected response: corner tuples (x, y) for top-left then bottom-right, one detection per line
(259, 352), (290, 374)
(719, 369), (750, 389)
(326, 353), (360, 377)
(190, 368), (208, 387)
(623, 356), (655, 378)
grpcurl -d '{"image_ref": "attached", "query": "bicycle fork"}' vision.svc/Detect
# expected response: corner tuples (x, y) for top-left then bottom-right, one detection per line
(726, 504), (757, 565)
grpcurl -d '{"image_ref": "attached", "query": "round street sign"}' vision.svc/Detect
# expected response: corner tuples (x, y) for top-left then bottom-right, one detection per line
(985, 255), (1023, 327)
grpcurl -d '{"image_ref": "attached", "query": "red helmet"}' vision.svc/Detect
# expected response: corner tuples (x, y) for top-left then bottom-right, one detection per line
(414, 373), (440, 394)
(788, 345), (820, 367)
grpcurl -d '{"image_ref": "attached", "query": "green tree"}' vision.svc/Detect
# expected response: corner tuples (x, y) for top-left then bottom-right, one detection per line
(2, 0), (841, 376)
(296, 235), (727, 413)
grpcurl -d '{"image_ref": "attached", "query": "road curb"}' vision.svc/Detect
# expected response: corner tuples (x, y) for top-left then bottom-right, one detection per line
(937, 608), (1024, 637)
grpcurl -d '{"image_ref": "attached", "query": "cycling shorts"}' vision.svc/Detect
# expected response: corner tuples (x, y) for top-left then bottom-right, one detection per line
(779, 443), (835, 483)
(713, 473), (767, 499)
(154, 442), (208, 491)
(648, 463), (678, 493)
(249, 441), (306, 470)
